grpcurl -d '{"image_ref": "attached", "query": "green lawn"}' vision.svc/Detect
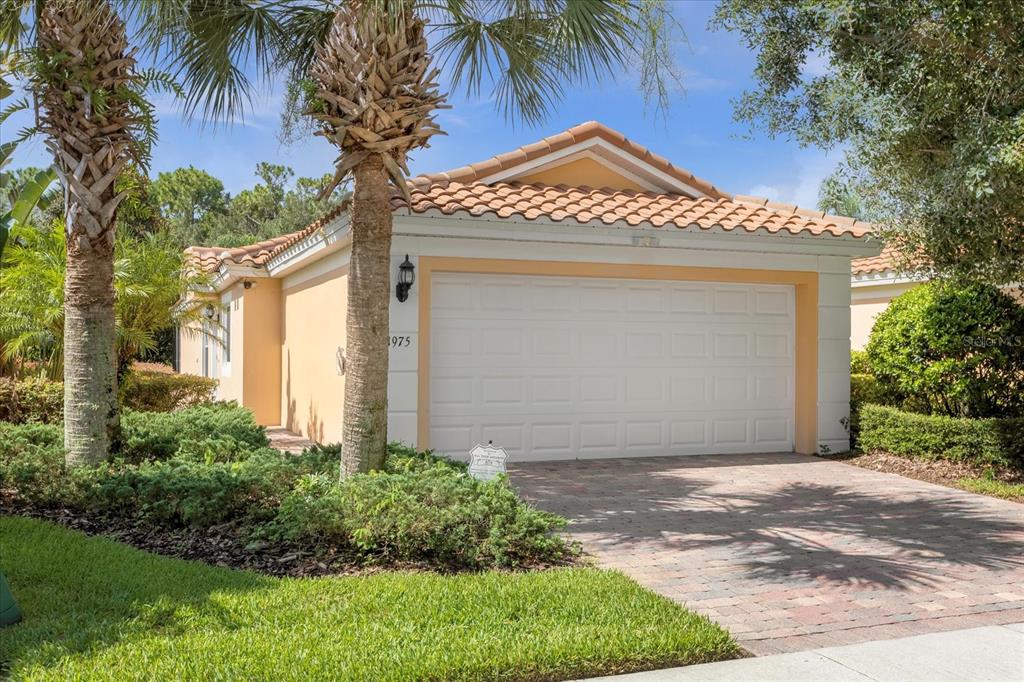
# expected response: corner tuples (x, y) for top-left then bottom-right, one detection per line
(0, 517), (738, 681)
(958, 477), (1024, 502)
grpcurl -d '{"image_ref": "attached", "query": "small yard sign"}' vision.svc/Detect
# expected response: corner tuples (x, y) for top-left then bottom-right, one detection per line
(468, 442), (508, 481)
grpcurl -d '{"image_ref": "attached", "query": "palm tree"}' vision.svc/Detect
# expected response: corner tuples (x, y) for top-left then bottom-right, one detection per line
(2, 0), (281, 465)
(277, 0), (680, 474)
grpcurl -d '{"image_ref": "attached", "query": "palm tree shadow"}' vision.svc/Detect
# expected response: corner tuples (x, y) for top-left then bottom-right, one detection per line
(512, 455), (1024, 590)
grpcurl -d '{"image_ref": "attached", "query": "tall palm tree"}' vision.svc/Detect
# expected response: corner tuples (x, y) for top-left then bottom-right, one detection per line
(2, 0), (281, 465)
(277, 0), (679, 474)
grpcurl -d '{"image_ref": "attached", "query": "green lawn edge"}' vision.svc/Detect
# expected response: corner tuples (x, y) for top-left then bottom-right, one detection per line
(0, 516), (739, 681)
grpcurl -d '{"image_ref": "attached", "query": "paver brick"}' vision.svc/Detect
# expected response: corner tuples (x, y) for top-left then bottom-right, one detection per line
(512, 453), (1024, 653)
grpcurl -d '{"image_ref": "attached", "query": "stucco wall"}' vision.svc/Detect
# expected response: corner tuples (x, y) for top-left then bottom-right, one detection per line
(241, 279), (282, 425)
(517, 157), (647, 191)
(281, 263), (348, 443)
(850, 282), (918, 350)
(177, 321), (204, 376)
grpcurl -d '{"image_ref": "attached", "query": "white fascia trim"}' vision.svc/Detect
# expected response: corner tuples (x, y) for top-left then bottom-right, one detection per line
(266, 213), (351, 278)
(392, 213), (882, 258)
(480, 138), (707, 197)
(210, 264), (271, 292)
(850, 271), (925, 287)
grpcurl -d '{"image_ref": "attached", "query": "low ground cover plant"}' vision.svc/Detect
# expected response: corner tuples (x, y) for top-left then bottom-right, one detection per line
(0, 406), (573, 570)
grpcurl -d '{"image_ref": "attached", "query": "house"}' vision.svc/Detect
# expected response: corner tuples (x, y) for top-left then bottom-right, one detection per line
(179, 121), (880, 460)
(850, 246), (919, 350)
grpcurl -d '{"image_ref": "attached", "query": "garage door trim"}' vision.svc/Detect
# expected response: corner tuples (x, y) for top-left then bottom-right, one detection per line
(417, 257), (820, 455)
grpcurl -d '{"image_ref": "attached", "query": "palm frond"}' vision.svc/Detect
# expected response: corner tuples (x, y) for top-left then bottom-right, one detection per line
(129, 0), (287, 125)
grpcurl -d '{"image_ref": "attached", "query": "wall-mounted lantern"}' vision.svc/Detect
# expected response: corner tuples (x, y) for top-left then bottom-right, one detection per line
(203, 304), (217, 320)
(396, 255), (415, 303)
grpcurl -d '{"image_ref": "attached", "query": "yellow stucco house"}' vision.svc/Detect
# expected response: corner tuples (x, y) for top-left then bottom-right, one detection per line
(850, 246), (917, 350)
(179, 122), (880, 460)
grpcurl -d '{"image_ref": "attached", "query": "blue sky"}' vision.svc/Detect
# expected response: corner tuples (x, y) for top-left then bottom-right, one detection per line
(7, 2), (839, 207)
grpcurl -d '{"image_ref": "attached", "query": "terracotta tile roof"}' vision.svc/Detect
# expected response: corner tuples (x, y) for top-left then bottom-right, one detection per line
(400, 182), (872, 238)
(185, 205), (345, 272)
(852, 245), (897, 275)
(408, 120), (730, 199)
(185, 122), (875, 274)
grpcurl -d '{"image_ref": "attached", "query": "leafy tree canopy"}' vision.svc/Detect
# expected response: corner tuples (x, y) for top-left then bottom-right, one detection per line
(714, 0), (1024, 285)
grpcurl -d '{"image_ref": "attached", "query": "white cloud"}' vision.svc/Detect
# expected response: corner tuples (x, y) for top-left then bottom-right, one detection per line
(745, 150), (842, 208)
(747, 184), (782, 201)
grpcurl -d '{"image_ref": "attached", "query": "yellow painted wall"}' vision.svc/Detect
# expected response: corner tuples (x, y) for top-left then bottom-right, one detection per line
(281, 267), (348, 443)
(517, 157), (647, 191)
(177, 321), (204, 376)
(851, 300), (891, 350)
(241, 279), (282, 425)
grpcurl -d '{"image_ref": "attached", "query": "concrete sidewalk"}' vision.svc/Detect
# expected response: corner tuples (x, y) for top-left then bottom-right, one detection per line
(588, 623), (1024, 681)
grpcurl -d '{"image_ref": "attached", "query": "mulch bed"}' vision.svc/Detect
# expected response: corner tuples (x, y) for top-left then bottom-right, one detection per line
(1, 498), (381, 578)
(819, 451), (1024, 502)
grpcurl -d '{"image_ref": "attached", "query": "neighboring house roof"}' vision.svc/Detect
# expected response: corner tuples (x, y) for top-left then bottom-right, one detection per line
(185, 206), (344, 273)
(852, 244), (898, 276)
(185, 121), (875, 274)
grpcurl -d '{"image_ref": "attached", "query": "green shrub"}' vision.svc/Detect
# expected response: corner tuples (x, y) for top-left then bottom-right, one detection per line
(0, 420), (572, 570)
(866, 282), (1024, 418)
(119, 402), (268, 463)
(848, 373), (889, 449)
(0, 422), (71, 505)
(266, 463), (571, 570)
(850, 350), (871, 375)
(120, 370), (218, 412)
(0, 377), (63, 424)
(81, 448), (328, 527)
(858, 403), (1024, 467)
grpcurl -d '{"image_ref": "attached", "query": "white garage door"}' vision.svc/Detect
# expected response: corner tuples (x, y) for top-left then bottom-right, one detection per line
(429, 273), (795, 461)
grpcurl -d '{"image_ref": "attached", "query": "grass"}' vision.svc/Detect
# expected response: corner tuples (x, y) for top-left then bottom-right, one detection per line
(0, 517), (738, 681)
(957, 477), (1024, 502)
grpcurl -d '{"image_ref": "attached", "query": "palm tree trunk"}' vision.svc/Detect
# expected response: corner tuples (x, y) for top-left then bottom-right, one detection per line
(34, 0), (139, 466)
(342, 154), (392, 475)
(63, 235), (118, 467)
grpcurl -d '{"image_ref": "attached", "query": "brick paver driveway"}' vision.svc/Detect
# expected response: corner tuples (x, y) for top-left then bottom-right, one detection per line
(510, 454), (1024, 655)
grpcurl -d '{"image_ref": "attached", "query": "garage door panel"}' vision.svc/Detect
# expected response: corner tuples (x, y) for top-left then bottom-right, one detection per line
(430, 273), (794, 460)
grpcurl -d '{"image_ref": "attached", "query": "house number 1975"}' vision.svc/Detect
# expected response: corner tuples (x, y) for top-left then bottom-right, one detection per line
(390, 335), (411, 348)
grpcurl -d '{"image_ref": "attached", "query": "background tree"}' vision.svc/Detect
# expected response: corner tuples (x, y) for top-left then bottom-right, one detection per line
(276, 0), (681, 474)
(714, 0), (1024, 284)
(151, 166), (229, 243)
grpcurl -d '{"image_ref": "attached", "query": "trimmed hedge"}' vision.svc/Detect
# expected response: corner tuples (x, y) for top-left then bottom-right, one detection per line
(120, 370), (218, 412)
(0, 377), (63, 424)
(858, 403), (1024, 467)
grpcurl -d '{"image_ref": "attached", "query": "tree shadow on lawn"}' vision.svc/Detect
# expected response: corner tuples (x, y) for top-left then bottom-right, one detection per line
(511, 454), (1024, 590)
(0, 516), (275, 674)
